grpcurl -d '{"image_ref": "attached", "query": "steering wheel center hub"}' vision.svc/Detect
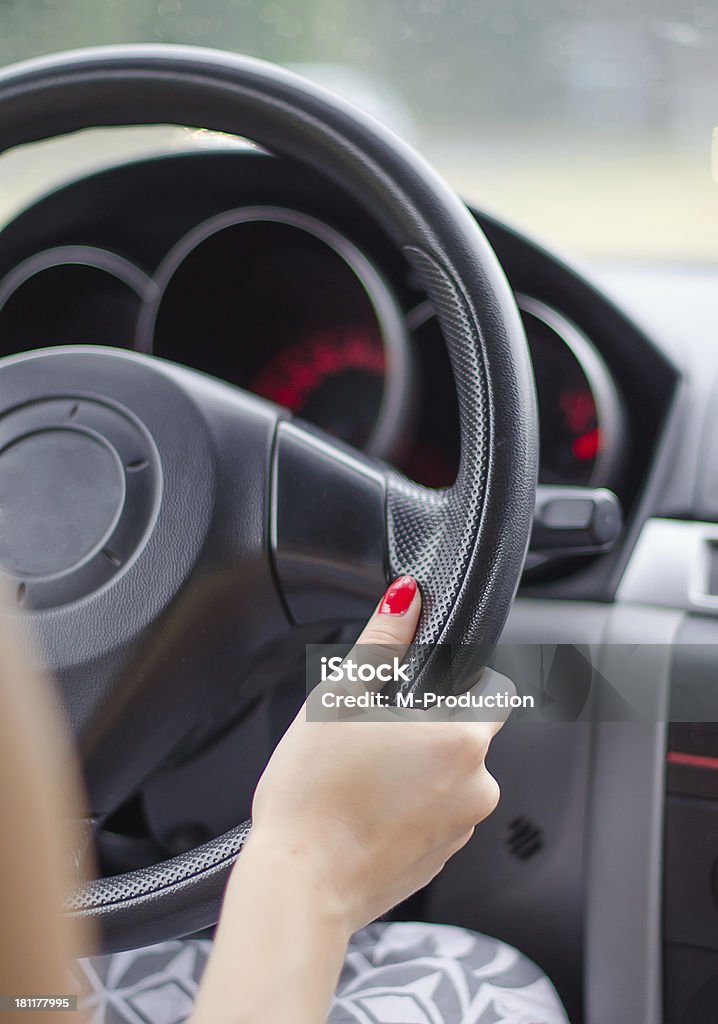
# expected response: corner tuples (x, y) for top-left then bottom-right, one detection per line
(0, 380), (165, 611)
(0, 426), (125, 578)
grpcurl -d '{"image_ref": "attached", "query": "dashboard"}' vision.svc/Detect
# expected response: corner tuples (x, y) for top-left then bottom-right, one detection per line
(0, 146), (677, 595)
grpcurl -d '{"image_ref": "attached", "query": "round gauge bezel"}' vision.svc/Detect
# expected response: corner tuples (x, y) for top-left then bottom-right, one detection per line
(136, 205), (413, 459)
(0, 244), (151, 309)
(0, 244), (152, 355)
(405, 293), (625, 488)
(517, 295), (625, 488)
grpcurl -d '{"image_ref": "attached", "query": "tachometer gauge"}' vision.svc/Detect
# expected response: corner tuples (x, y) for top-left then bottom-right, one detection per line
(251, 326), (385, 449)
(519, 297), (624, 487)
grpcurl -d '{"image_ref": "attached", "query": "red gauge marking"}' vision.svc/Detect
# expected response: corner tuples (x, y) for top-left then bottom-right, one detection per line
(251, 327), (385, 411)
(667, 751), (718, 771)
(560, 389), (595, 434)
(572, 427), (601, 462)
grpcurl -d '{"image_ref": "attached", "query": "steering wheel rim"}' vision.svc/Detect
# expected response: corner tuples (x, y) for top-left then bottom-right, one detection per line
(0, 44), (537, 952)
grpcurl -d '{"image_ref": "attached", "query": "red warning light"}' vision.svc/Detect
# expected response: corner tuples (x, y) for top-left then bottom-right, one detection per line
(572, 427), (601, 462)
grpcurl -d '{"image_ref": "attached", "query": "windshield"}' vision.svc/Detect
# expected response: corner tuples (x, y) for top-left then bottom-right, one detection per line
(1, 0), (716, 262)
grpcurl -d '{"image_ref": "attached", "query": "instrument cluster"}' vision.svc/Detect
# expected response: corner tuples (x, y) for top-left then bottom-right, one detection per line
(0, 201), (625, 491)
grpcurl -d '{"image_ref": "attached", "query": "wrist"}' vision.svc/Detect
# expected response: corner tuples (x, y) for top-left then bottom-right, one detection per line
(227, 826), (356, 942)
(192, 828), (354, 1024)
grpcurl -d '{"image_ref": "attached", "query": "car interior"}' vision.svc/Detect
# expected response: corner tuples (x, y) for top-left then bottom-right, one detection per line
(0, 13), (716, 1024)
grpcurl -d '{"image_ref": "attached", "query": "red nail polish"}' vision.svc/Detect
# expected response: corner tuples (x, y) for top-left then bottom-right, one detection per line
(379, 575), (417, 616)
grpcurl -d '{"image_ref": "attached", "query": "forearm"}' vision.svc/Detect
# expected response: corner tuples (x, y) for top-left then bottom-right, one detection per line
(190, 832), (352, 1024)
(0, 611), (90, 1020)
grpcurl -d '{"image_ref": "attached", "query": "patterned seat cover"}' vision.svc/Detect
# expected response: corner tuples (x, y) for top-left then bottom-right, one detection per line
(75, 921), (569, 1023)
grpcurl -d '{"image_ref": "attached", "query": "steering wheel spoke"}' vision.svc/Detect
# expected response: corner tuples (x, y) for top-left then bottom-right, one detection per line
(271, 419), (389, 624)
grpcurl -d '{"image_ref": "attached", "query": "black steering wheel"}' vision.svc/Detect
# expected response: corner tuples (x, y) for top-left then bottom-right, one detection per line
(0, 45), (537, 953)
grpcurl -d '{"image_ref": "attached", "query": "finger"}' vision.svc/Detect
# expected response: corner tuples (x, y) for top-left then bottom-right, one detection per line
(471, 668), (516, 734)
(345, 575), (422, 692)
(361, 668), (517, 727)
(312, 577), (421, 712)
(358, 575), (421, 650)
(418, 668), (516, 729)
(448, 668), (516, 734)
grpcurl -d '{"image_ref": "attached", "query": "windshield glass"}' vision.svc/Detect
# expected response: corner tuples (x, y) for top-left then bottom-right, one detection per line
(1, 0), (716, 261)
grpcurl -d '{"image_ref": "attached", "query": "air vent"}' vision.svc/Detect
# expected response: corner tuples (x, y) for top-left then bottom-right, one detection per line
(506, 816), (544, 860)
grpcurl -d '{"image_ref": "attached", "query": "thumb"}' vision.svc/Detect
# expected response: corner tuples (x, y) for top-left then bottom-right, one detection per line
(339, 576), (422, 697)
(358, 575), (422, 650)
(307, 577), (422, 719)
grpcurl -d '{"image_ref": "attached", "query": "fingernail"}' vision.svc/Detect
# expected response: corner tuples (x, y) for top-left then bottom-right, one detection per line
(379, 575), (417, 616)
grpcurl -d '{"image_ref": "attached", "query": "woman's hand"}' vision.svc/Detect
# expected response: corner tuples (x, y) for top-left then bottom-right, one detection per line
(193, 575), (512, 1024)
(248, 574), (509, 934)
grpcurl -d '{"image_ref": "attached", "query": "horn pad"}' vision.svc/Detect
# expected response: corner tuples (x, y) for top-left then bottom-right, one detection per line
(0, 427), (124, 577)
(0, 396), (159, 609)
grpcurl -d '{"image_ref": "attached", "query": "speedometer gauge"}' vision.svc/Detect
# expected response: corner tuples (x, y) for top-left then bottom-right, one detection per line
(251, 326), (385, 449)
(142, 207), (412, 459)
(519, 297), (624, 487)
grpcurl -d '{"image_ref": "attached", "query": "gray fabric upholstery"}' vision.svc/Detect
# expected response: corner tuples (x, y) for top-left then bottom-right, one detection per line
(74, 921), (569, 1023)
